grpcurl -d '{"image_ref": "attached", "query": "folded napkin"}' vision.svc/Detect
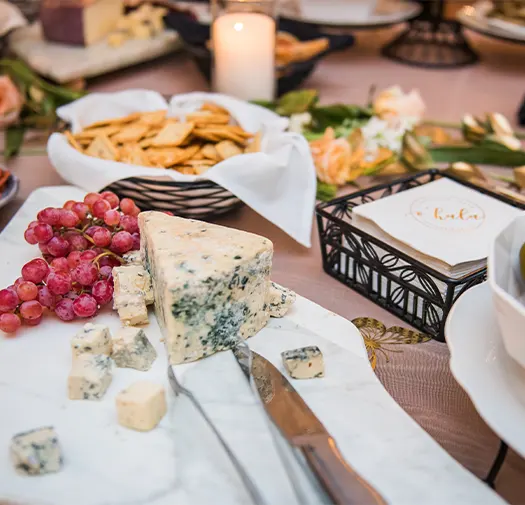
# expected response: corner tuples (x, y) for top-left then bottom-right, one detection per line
(47, 90), (317, 247)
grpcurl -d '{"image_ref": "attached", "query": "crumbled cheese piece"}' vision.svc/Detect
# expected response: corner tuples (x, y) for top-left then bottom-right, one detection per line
(139, 211), (274, 364)
(111, 327), (157, 371)
(114, 293), (149, 326)
(267, 282), (296, 318)
(10, 427), (62, 475)
(116, 381), (167, 431)
(113, 265), (154, 305)
(281, 346), (324, 379)
(71, 323), (112, 358)
(68, 354), (113, 400)
(123, 250), (143, 266)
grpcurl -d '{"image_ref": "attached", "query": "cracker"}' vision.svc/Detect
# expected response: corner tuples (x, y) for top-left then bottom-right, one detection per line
(138, 110), (167, 126)
(192, 130), (222, 143)
(245, 131), (262, 153)
(174, 166), (197, 175)
(84, 112), (141, 130)
(65, 131), (83, 152)
(216, 140), (242, 160)
(186, 112), (230, 125)
(151, 122), (194, 147)
(121, 145), (148, 166)
(74, 125), (121, 140)
(174, 145), (201, 165)
(200, 102), (230, 115)
(85, 135), (119, 161)
(201, 143), (220, 161)
(112, 123), (150, 144)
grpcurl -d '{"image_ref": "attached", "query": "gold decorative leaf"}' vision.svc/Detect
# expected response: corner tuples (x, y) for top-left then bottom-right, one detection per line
(352, 317), (430, 369)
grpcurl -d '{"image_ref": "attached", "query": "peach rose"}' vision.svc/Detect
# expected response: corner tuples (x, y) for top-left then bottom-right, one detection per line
(310, 128), (352, 186)
(373, 86), (425, 125)
(0, 76), (24, 128)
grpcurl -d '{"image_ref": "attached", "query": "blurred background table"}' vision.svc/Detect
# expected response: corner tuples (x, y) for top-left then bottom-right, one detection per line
(1, 20), (525, 504)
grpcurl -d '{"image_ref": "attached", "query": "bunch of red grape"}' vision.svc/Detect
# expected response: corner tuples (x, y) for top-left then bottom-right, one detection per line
(0, 191), (149, 335)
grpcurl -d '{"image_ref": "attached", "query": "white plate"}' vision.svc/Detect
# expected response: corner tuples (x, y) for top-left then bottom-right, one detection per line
(457, 1), (525, 43)
(445, 282), (525, 458)
(285, 1), (421, 27)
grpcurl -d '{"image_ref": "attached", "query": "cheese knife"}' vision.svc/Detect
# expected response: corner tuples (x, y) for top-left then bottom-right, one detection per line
(232, 342), (387, 505)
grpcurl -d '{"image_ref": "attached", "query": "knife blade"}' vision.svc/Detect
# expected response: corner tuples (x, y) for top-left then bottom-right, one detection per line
(240, 348), (387, 505)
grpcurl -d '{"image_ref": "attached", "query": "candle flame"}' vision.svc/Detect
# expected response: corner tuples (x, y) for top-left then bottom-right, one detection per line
(234, 22), (244, 31)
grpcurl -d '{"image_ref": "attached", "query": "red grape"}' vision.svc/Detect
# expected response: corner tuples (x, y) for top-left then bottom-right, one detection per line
(24, 228), (38, 245)
(46, 236), (71, 257)
(100, 191), (119, 208)
(28, 220), (39, 229)
(16, 281), (38, 302)
(67, 251), (82, 269)
(39, 242), (50, 255)
(163, 211), (174, 216)
(99, 265), (113, 278)
(85, 226), (100, 238)
(14, 277), (25, 289)
(120, 215), (139, 234)
(0, 313), (21, 334)
(0, 288), (19, 312)
(72, 262), (99, 286)
(55, 298), (75, 321)
(80, 250), (97, 262)
(84, 193), (101, 208)
(129, 205), (141, 217)
(111, 231), (133, 254)
(104, 209), (120, 227)
(92, 199), (111, 219)
(131, 233), (141, 251)
(93, 228), (112, 247)
(34, 223), (53, 244)
(22, 259), (50, 284)
(47, 271), (72, 295)
(37, 207), (61, 226)
(92, 280), (114, 305)
(20, 300), (43, 321)
(119, 198), (136, 215)
(59, 209), (80, 228)
(25, 315), (43, 326)
(37, 285), (57, 309)
(99, 255), (121, 268)
(63, 200), (76, 210)
(73, 294), (98, 318)
(72, 202), (89, 220)
(65, 232), (88, 251)
(51, 257), (69, 272)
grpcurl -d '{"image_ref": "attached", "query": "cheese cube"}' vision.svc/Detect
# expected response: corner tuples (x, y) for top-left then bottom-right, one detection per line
(267, 282), (296, 318)
(10, 427), (62, 475)
(116, 381), (167, 431)
(113, 265), (154, 305)
(114, 294), (149, 326)
(71, 323), (112, 358)
(281, 346), (324, 379)
(139, 211), (274, 364)
(123, 250), (143, 266)
(111, 327), (157, 371)
(68, 354), (113, 400)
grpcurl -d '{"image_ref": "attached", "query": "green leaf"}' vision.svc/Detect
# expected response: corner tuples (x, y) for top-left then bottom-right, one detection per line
(275, 89), (319, 116)
(310, 105), (372, 131)
(4, 125), (26, 160)
(363, 153), (397, 176)
(316, 180), (337, 201)
(303, 131), (325, 141)
(251, 99), (277, 111)
(429, 145), (525, 167)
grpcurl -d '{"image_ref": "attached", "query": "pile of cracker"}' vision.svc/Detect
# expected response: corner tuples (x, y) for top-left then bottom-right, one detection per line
(275, 32), (329, 67)
(64, 103), (261, 175)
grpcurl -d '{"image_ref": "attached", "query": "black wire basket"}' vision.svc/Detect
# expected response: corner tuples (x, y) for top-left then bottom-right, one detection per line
(103, 177), (243, 220)
(316, 170), (525, 341)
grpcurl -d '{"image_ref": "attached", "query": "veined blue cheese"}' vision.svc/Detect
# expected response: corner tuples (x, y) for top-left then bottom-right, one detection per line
(267, 282), (296, 318)
(281, 346), (324, 379)
(71, 323), (112, 358)
(123, 250), (143, 266)
(10, 427), (62, 475)
(111, 327), (157, 371)
(68, 354), (113, 400)
(113, 264), (154, 305)
(139, 211), (275, 364)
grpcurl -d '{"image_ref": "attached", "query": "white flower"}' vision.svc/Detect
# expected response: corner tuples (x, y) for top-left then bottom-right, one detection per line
(373, 86), (425, 126)
(288, 112), (312, 134)
(360, 115), (413, 160)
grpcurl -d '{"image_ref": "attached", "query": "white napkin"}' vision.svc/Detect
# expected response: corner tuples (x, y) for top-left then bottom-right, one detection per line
(47, 90), (317, 247)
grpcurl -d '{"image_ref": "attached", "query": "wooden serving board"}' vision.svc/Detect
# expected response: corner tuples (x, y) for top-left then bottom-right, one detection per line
(8, 22), (182, 83)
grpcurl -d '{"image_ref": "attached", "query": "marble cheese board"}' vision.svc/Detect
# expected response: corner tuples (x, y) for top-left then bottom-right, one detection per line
(0, 186), (506, 505)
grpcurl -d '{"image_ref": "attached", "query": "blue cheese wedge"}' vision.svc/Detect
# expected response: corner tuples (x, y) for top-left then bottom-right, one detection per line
(68, 354), (113, 400)
(281, 346), (324, 379)
(116, 381), (167, 431)
(111, 327), (157, 371)
(139, 211), (274, 364)
(267, 282), (296, 318)
(71, 323), (112, 358)
(10, 427), (62, 475)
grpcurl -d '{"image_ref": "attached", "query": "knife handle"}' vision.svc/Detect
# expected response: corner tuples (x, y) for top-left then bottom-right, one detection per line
(294, 434), (387, 505)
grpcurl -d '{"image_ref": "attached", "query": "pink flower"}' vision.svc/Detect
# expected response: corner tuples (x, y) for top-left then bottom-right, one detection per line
(373, 86), (425, 125)
(0, 76), (24, 128)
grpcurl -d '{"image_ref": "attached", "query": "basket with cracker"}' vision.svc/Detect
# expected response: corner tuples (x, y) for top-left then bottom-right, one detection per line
(47, 90), (316, 247)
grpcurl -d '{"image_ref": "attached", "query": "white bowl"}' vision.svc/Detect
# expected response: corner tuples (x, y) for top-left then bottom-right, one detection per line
(488, 213), (525, 368)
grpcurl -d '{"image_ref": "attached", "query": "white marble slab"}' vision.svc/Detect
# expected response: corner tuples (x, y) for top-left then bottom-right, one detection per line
(0, 186), (507, 505)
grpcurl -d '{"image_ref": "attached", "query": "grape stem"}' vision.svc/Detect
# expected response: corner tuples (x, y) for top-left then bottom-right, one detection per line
(93, 251), (124, 265)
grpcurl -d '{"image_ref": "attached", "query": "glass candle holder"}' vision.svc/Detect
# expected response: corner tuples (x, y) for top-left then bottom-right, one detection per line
(211, 0), (277, 101)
